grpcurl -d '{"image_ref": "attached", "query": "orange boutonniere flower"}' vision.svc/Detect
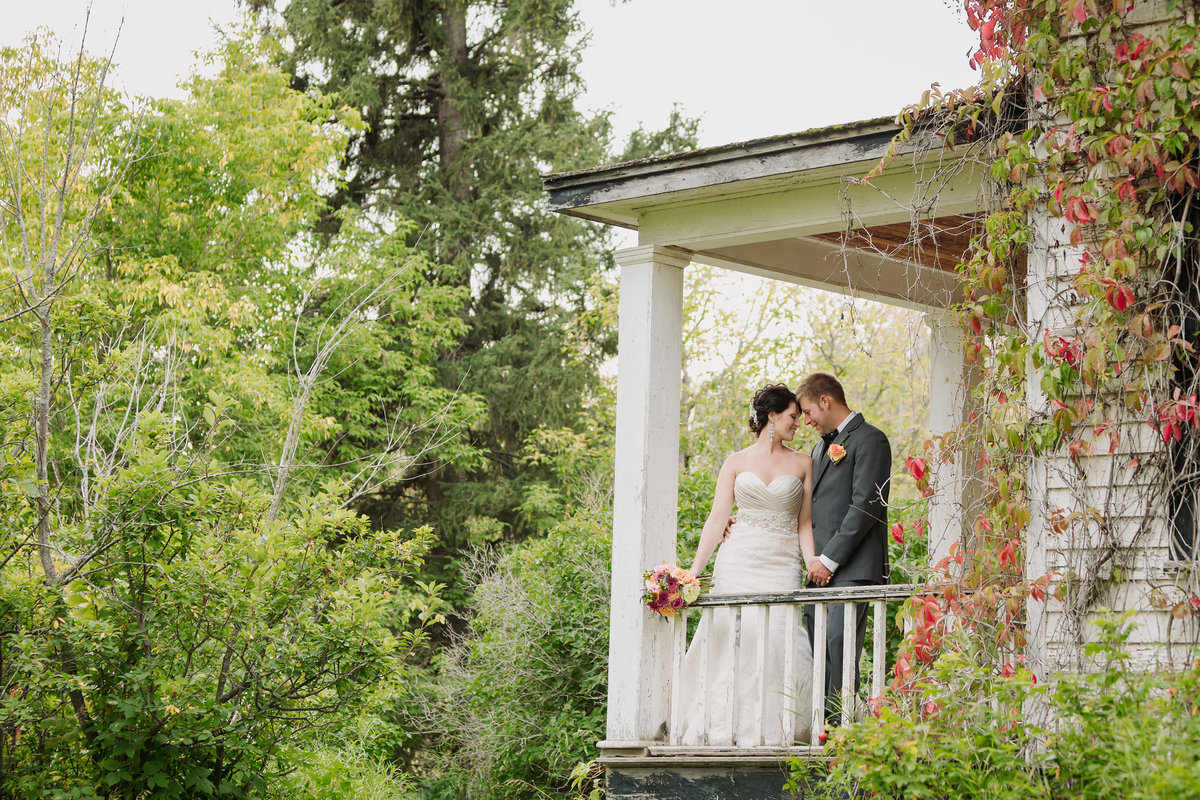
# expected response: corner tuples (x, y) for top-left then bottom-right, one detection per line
(828, 443), (847, 464)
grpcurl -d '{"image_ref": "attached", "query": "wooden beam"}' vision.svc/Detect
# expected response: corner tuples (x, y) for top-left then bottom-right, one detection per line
(692, 236), (962, 311)
(692, 584), (918, 606)
(812, 214), (983, 273)
(636, 163), (987, 250)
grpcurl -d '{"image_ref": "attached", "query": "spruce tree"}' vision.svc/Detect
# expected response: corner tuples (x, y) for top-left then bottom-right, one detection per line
(245, 0), (697, 555)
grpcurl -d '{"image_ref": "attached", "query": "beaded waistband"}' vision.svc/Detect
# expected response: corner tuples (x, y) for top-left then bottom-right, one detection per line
(734, 509), (797, 534)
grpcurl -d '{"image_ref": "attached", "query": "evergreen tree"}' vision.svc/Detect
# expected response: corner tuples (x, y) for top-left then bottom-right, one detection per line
(243, 0), (697, 557)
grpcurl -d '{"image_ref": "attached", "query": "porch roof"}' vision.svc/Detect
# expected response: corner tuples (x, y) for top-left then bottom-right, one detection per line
(543, 116), (990, 310)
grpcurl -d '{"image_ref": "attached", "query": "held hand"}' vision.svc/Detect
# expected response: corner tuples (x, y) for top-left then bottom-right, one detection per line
(721, 516), (737, 543)
(807, 561), (833, 586)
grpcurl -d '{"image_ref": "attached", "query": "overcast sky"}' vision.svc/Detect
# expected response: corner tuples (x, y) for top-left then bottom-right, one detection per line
(4, 0), (981, 148)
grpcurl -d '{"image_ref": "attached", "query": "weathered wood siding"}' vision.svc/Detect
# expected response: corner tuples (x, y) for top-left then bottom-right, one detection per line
(1025, 26), (1200, 673)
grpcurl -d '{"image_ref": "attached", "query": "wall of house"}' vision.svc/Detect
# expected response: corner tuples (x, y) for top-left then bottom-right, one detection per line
(1026, 208), (1198, 674)
(1024, 0), (1200, 675)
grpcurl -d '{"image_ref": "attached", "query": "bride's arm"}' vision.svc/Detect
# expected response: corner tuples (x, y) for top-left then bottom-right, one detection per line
(798, 458), (816, 566)
(689, 457), (738, 577)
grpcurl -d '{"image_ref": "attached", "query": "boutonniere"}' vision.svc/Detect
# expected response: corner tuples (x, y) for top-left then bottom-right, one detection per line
(827, 443), (847, 464)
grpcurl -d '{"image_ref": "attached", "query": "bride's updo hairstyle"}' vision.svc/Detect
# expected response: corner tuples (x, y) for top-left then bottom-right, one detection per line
(748, 383), (796, 435)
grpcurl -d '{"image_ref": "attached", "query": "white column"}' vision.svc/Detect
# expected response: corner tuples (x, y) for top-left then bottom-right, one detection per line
(603, 245), (690, 747)
(926, 311), (969, 569)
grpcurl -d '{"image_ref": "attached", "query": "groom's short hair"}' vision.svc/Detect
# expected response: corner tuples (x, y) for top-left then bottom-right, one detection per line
(797, 372), (847, 407)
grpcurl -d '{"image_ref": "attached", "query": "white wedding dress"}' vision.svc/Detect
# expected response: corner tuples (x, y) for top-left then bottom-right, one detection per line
(677, 472), (813, 746)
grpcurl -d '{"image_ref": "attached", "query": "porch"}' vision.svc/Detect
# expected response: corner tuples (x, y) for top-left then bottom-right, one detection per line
(543, 117), (989, 797)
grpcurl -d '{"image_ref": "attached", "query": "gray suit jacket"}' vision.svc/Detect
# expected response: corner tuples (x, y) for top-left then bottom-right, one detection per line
(809, 414), (891, 585)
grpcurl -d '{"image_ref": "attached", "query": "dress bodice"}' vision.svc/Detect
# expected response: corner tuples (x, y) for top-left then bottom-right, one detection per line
(734, 472), (804, 532)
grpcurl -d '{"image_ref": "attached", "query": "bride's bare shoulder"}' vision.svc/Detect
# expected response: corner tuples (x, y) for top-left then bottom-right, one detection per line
(727, 445), (757, 462)
(789, 449), (814, 473)
(720, 450), (749, 473)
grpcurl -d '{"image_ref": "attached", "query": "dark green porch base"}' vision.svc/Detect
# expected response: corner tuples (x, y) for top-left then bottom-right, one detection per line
(605, 761), (829, 800)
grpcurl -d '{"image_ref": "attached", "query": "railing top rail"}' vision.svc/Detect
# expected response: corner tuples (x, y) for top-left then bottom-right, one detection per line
(691, 583), (920, 607)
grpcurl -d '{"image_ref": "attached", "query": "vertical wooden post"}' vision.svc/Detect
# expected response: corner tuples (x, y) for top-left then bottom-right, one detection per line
(728, 607), (743, 745)
(871, 600), (886, 699)
(669, 614), (687, 745)
(603, 245), (690, 747)
(926, 311), (970, 569)
(840, 601), (857, 722)
(755, 606), (770, 746)
(782, 604), (798, 744)
(811, 602), (827, 742)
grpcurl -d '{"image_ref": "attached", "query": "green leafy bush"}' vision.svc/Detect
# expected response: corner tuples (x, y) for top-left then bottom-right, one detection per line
(0, 30), (462, 799)
(417, 512), (611, 800)
(801, 612), (1200, 799)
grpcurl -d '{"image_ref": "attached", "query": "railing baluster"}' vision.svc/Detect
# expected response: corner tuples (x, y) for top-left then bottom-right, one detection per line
(669, 608), (687, 744)
(782, 603), (797, 744)
(871, 599), (886, 700)
(729, 606), (742, 746)
(811, 601), (827, 743)
(699, 608), (712, 745)
(755, 604), (769, 746)
(841, 601), (856, 724)
(665, 585), (916, 751)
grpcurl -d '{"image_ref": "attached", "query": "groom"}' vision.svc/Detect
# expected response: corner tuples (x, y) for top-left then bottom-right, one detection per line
(797, 372), (891, 729)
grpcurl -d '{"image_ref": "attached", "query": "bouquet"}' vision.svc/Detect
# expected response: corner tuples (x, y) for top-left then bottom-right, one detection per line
(642, 562), (704, 618)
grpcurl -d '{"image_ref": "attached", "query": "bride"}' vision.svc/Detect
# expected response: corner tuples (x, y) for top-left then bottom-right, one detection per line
(677, 383), (815, 746)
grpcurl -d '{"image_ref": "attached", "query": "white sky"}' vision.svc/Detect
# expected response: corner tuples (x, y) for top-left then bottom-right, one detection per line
(3, 0), (982, 148)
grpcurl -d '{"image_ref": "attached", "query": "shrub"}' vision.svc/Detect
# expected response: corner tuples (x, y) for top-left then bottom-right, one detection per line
(800, 611), (1200, 799)
(417, 512), (610, 799)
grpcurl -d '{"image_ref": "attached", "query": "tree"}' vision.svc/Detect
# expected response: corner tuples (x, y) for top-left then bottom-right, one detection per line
(679, 265), (929, 494)
(411, 429), (613, 800)
(91, 34), (483, 507)
(0, 31), (463, 798)
(242, 0), (697, 557)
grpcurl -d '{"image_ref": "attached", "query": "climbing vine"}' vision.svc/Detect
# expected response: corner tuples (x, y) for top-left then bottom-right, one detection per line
(823, 0), (1200, 780)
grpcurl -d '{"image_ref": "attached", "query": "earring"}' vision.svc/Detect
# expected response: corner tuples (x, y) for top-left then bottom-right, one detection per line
(769, 420), (775, 442)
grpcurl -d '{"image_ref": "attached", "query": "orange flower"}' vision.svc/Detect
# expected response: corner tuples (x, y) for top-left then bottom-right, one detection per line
(827, 443), (847, 464)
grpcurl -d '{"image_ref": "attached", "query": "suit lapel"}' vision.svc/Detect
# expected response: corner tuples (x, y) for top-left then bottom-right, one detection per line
(812, 413), (866, 493)
(812, 442), (832, 491)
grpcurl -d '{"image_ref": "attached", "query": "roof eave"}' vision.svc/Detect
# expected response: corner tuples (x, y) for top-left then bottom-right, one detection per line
(542, 115), (931, 229)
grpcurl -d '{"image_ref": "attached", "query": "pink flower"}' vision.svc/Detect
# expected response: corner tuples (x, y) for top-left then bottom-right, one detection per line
(643, 563), (702, 618)
(828, 443), (847, 464)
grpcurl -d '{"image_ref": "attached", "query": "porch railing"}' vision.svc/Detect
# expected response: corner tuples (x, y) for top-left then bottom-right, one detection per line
(666, 584), (917, 748)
